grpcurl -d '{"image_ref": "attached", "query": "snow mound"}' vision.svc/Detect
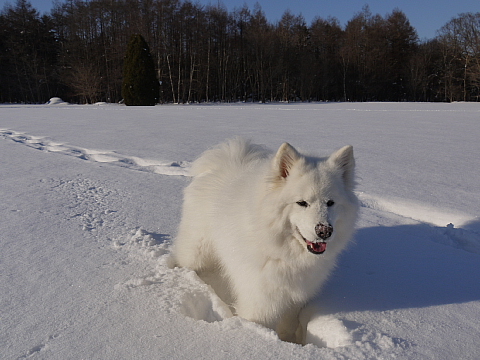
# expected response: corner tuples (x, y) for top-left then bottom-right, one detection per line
(357, 193), (480, 254)
(304, 314), (353, 348)
(113, 228), (171, 259)
(358, 192), (472, 227)
(46, 97), (69, 105)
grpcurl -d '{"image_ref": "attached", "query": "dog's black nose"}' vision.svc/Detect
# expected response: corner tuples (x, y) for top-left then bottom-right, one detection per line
(315, 223), (333, 240)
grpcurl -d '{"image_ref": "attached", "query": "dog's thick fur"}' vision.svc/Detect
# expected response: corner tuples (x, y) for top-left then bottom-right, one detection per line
(174, 138), (358, 343)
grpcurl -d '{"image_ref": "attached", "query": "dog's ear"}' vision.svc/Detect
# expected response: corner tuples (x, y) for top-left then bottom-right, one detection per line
(273, 142), (300, 179)
(327, 145), (355, 190)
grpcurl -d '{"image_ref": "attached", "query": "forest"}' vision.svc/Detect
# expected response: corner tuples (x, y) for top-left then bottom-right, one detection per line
(1, 0), (479, 104)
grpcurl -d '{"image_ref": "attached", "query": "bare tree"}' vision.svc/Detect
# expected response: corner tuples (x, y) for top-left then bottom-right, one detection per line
(438, 13), (480, 101)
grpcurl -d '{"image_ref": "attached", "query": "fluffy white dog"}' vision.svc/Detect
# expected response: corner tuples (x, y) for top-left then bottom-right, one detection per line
(174, 138), (358, 343)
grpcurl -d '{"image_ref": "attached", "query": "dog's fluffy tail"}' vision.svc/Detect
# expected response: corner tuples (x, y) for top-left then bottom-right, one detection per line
(190, 137), (270, 177)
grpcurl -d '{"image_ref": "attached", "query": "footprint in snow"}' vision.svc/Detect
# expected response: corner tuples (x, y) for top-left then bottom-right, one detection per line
(0, 128), (190, 176)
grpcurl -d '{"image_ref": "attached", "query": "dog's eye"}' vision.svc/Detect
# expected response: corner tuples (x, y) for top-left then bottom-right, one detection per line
(296, 200), (309, 207)
(326, 200), (335, 207)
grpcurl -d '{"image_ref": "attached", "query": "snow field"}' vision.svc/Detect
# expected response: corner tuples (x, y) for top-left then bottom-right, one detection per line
(1, 102), (479, 359)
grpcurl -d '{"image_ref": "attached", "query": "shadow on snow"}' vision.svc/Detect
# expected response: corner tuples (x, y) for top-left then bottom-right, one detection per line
(320, 220), (480, 313)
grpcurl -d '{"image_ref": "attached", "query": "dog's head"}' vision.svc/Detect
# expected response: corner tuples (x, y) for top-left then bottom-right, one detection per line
(268, 142), (358, 255)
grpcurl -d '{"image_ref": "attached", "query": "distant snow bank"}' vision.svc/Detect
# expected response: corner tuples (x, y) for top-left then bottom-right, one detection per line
(45, 98), (114, 105)
(46, 97), (69, 105)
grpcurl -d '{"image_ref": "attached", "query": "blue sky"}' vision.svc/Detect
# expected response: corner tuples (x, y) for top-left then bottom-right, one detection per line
(1, 0), (479, 40)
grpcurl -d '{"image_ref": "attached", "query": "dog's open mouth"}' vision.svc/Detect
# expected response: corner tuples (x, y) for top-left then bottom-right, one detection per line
(296, 227), (327, 254)
(306, 240), (327, 254)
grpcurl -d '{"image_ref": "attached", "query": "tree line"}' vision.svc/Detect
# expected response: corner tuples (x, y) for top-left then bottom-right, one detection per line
(1, 0), (480, 104)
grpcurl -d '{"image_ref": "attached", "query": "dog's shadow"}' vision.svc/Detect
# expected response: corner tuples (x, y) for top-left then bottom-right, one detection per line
(318, 220), (480, 313)
(172, 220), (479, 347)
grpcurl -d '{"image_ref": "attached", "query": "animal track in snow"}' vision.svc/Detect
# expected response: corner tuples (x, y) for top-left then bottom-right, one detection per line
(19, 334), (59, 359)
(42, 177), (123, 237)
(0, 128), (190, 176)
(431, 223), (480, 254)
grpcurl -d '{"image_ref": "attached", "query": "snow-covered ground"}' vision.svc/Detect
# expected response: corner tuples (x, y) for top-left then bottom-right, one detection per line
(1, 102), (479, 359)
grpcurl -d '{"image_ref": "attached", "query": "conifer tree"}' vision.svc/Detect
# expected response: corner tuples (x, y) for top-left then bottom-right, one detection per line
(122, 34), (159, 106)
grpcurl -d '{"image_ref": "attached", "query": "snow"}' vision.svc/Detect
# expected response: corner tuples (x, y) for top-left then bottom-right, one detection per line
(1, 102), (479, 359)
(45, 97), (70, 105)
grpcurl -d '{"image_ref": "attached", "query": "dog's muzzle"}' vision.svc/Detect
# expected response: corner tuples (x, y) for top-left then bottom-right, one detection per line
(315, 223), (333, 240)
(298, 224), (333, 255)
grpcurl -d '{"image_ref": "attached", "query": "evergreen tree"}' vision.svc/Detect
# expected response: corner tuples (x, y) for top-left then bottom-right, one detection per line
(122, 34), (159, 106)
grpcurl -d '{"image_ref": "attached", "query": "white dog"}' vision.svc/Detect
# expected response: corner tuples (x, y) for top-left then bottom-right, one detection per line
(174, 138), (358, 343)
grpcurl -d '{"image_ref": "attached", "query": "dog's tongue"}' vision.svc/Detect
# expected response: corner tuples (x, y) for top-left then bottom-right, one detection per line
(307, 241), (327, 254)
